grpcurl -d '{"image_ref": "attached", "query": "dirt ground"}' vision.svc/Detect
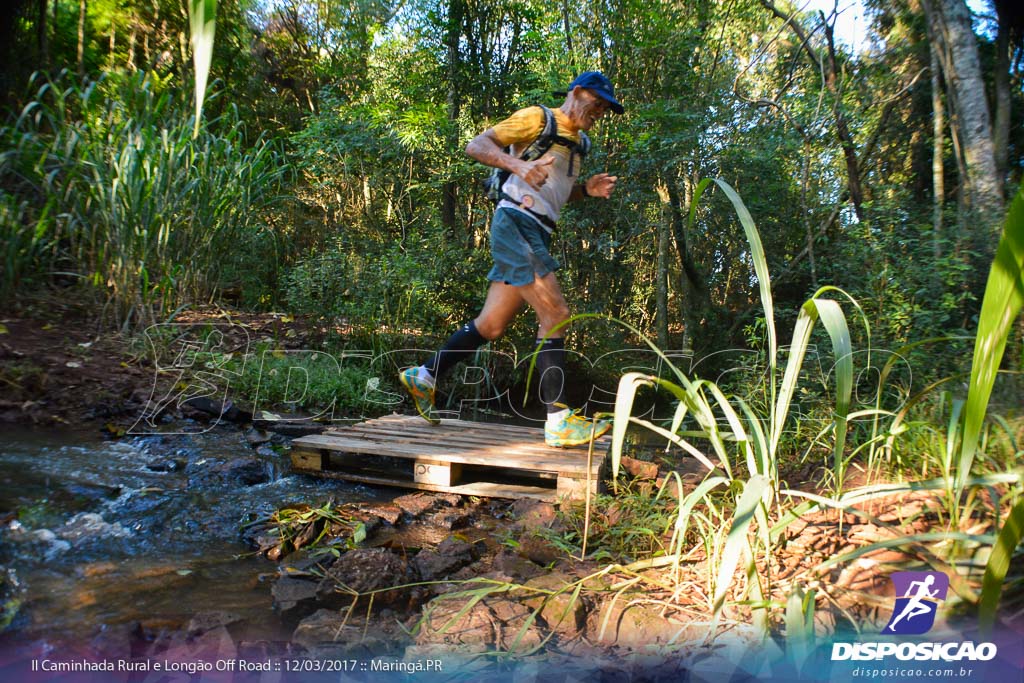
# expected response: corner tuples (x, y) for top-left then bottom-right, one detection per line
(0, 312), (144, 427)
(2, 305), (1015, 672)
(0, 306), (324, 429)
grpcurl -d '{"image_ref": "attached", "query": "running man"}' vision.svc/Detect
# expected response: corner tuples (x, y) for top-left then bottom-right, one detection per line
(399, 72), (624, 447)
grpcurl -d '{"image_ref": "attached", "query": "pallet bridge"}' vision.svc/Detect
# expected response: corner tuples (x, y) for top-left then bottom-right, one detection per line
(290, 414), (609, 502)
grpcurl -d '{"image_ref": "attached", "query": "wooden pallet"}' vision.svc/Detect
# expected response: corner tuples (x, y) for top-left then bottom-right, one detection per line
(290, 414), (610, 502)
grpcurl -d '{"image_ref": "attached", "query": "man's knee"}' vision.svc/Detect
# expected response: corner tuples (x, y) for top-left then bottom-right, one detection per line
(473, 318), (506, 340)
(550, 302), (571, 325)
(539, 303), (571, 331)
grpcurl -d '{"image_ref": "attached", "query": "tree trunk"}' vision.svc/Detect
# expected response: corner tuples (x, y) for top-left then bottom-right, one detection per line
(441, 0), (464, 232)
(948, 99), (969, 234)
(666, 177), (710, 352)
(656, 190), (670, 348)
(51, 0), (57, 53)
(37, 0), (48, 66)
(128, 23), (136, 70)
(77, 0), (87, 77)
(822, 19), (867, 223)
(993, 20), (1011, 179)
(561, 0), (575, 68)
(930, 40), (945, 260)
(925, 0), (1004, 240)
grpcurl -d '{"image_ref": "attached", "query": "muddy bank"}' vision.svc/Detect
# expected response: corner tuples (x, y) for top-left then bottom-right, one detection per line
(0, 308), (359, 431)
(0, 310), (707, 676)
(5, 309), (1012, 681)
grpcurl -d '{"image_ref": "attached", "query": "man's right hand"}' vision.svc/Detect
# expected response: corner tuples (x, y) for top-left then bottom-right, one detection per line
(517, 156), (554, 191)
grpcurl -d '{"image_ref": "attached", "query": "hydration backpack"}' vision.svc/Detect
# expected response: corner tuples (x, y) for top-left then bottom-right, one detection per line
(483, 104), (591, 204)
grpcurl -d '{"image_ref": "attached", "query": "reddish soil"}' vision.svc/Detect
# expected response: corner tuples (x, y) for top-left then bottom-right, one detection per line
(0, 306), (326, 430)
(0, 312), (147, 428)
(2, 303), (1013, 659)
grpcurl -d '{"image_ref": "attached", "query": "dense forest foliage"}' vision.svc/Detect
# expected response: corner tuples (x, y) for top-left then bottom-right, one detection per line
(3, 0), (1024, 648)
(1, 0), (1022, 380)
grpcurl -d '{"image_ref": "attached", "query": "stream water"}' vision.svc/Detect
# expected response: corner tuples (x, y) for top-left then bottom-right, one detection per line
(0, 423), (387, 656)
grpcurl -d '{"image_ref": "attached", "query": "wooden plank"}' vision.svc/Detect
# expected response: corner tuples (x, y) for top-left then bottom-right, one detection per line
(369, 414), (547, 435)
(291, 448), (325, 471)
(294, 433), (601, 475)
(344, 415), (557, 435)
(356, 415), (613, 448)
(343, 421), (612, 451)
(291, 466), (559, 502)
(413, 459), (461, 486)
(339, 423), (581, 453)
(363, 415), (612, 446)
(333, 426), (570, 456)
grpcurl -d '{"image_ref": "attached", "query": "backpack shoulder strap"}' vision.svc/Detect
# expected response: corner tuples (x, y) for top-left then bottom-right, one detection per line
(537, 104), (557, 138)
(520, 105), (558, 161)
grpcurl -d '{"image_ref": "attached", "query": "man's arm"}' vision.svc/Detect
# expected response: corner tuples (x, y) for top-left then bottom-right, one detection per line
(465, 129), (554, 191)
(569, 173), (619, 202)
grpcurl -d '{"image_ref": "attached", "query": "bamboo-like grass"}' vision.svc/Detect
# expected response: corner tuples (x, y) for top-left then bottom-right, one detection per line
(598, 178), (1024, 641)
(0, 71), (285, 328)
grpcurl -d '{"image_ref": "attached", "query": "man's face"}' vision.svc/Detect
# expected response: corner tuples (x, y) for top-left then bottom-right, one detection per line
(575, 88), (611, 130)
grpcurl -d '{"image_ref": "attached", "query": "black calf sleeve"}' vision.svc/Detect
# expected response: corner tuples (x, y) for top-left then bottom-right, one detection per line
(535, 337), (566, 413)
(424, 320), (488, 380)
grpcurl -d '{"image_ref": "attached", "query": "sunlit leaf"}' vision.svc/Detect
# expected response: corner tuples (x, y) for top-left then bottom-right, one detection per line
(712, 474), (769, 617)
(188, 0), (218, 138)
(957, 183), (1024, 493)
(979, 499), (1024, 632)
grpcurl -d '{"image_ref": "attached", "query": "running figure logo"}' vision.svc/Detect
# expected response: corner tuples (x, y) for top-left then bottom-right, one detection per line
(884, 571), (950, 635)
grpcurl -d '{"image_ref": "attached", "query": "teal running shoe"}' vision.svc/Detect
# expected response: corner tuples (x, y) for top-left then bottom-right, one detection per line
(544, 407), (610, 448)
(399, 367), (439, 425)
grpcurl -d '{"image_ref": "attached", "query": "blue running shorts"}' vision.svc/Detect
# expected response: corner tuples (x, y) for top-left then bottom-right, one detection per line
(486, 207), (560, 286)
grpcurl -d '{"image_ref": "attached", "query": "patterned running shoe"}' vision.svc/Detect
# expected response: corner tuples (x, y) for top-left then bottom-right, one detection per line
(398, 367), (440, 425)
(544, 407), (611, 448)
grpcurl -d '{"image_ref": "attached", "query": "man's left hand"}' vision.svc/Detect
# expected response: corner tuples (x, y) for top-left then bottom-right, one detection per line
(585, 173), (618, 199)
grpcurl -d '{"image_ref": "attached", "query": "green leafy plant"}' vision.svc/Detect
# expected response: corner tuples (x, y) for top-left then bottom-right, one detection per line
(222, 347), (387, 418)
(522, 177), (864, 638)
(267, 501), (366, 559)
(0, 71), (286, 326)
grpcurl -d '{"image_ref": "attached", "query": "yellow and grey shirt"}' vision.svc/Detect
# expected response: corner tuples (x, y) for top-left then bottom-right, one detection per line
(490, 106), (582, 231)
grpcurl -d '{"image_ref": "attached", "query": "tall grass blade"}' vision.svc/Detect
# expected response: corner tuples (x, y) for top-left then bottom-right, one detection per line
(611, 372), (651, 493)
(694, 179), (777, 369)
(814, 297), (853, 489)
(785, 584), (817, 673)
(668, 399), (688, 449)
(712, 474), (769, 618)
(188, 0), (218, 138)
(772, 298), (853, 491)
(979, 499), (1024, 632)
(956, 182), (1024, 494)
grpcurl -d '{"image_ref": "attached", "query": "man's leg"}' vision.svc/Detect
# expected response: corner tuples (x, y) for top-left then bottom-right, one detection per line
(473, 281), (528, 340)
(516, 272), (569, 411)
(517, 273), (610, 447)
(401, 282), (524, 423)
(515, 271), (570, 339)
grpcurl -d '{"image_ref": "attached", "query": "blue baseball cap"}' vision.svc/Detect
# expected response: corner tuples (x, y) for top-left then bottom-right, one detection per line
(555, 71), (624, 114)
